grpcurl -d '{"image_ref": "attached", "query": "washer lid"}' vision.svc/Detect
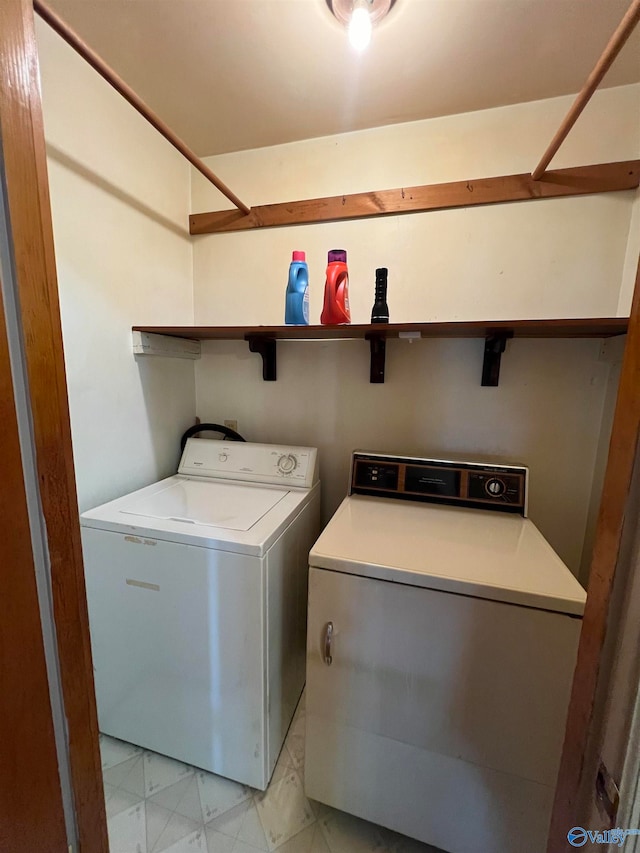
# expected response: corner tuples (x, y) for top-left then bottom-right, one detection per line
(310, 495), (586, 616)
(80, 475), (318, 556)
(120, 479), (288, 531)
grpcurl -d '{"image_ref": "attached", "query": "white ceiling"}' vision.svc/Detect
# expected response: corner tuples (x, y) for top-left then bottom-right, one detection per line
(46, 0), (640, 157)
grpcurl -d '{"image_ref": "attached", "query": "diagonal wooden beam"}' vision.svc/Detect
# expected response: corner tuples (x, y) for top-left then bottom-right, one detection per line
(532, 0), (640, 180)
(189, 160), (640, 235)
(34, 0), (251, 215)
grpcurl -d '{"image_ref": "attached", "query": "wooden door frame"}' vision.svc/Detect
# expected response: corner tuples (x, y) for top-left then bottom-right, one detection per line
(547, 257), (640, 851)
(0, 226), (70, 853)
(0, 0), (108, 850)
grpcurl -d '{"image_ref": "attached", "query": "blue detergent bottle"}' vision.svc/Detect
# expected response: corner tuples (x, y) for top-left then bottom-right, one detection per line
(285, 251), (309, 325)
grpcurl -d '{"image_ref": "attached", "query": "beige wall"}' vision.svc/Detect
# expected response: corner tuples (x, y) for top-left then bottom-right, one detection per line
(37, 22), (196, 511)
(195, 337), (612, 574)
(618, 125), (640, 313)
(191, 86), (640, 576)
(192, 84), (640, 325)
(579, 335), (626, 584)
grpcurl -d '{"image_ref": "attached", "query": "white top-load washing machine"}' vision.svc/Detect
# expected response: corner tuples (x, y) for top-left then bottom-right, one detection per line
(81, 440), (319, 790)
(305, 452), (586, 853)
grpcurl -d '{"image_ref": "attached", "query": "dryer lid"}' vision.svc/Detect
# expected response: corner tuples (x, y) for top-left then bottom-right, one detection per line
(309, 495), (586, 616)
(119, 478), (288, 531)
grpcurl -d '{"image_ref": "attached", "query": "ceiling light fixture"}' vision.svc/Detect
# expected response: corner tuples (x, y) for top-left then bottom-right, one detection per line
(326, 0), (395, 51)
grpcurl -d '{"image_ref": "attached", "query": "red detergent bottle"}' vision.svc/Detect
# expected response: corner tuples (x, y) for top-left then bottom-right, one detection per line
(321, 249), (351, 325)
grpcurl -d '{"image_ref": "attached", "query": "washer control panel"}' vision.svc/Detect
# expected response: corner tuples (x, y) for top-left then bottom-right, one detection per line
(179, 440), (318, 488)
(350, 452), (527, 515)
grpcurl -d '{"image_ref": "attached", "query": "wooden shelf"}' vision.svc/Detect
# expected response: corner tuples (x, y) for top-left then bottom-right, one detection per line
(134, 319), (628, 341)
(132, 318), (629, 386)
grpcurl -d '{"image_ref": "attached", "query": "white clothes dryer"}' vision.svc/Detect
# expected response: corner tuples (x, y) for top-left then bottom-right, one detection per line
(305, 451), (585, 853)
(81, 440), (319, 790)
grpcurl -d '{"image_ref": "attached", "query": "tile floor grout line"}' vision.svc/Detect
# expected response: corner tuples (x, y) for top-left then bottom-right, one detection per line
(147, 799), (174, 853)
(148, 767), (206, 853)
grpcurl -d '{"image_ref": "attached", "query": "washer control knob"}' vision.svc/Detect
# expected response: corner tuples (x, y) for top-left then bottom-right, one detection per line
(218, 452), (228, 462)
(485, 477), (506, 497)
(278, 454), (297, 474)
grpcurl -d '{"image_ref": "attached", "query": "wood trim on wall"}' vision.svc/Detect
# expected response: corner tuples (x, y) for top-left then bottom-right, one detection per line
(0, 0), (108, 850)
(190, 160), (640, 234)
(547, 254), (640, 851)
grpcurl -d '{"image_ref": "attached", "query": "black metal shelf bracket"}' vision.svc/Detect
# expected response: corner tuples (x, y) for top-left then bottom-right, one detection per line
(247, 336), (277, 381)
(482, 332), (513, 386)
(367, 333), (387, 383)
(244, 330), (518, 385)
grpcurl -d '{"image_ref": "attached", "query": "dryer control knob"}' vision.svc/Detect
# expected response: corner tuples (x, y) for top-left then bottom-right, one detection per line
(278, 454), (297, 474)
(218, 453), (228, 462)
(485, 477), (506, 497)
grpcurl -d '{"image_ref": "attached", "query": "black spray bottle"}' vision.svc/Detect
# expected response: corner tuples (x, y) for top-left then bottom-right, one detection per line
(370, 267), (390, 323)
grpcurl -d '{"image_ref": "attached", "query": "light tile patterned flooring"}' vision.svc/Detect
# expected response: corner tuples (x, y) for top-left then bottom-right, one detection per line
(101, 691), (441, 853)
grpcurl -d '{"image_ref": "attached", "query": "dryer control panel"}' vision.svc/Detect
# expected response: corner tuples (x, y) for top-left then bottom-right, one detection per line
(179, 440), (319, 488)
(350, 452), (528, 515)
